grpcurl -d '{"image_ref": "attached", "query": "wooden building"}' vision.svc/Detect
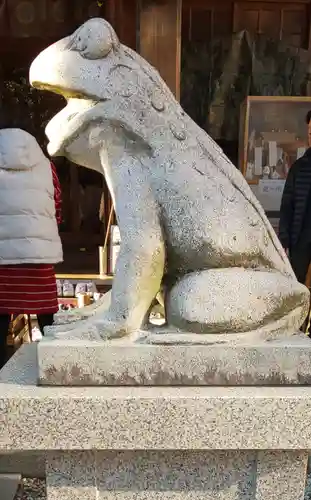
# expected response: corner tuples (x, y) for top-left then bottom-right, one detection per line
(1, 0), (311, 277)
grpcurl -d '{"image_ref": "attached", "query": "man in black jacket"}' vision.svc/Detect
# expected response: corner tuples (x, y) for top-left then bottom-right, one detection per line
(279, 110), (311, 284)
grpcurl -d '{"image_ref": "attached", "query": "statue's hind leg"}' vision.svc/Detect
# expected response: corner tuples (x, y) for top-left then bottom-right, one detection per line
(166, 268), (309, 338)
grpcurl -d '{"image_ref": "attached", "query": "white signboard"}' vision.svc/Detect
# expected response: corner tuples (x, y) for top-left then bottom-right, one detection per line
(258, 179), (286, 196)
(251, 179), (286, 212)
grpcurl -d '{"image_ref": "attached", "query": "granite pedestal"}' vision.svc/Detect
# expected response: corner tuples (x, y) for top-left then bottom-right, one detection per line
(1, 339), (311, 499)
(38, 334), (311, 386)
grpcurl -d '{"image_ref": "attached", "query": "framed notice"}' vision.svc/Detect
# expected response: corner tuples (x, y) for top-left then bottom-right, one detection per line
(239, 96), (311, 228)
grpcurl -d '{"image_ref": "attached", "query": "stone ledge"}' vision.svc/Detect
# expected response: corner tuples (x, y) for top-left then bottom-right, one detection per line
(38, 336), (311, 386)
(2, 345), (311, 451)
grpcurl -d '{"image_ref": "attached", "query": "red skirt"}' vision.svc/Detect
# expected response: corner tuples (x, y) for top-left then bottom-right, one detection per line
(0, 265), (58, 315)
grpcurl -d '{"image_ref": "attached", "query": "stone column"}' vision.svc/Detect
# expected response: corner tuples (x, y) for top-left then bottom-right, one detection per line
(139, 0), (182, 100)
(255, 451), (308, 499)
(46, 450), (309, 500)
(46, 452), (97, 500)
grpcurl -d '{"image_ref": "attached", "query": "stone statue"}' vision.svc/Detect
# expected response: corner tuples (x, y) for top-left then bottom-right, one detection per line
(29, 18), (309, 342)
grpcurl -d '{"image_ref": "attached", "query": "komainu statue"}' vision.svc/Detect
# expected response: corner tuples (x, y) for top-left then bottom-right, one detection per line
(29, 18), (309, 342)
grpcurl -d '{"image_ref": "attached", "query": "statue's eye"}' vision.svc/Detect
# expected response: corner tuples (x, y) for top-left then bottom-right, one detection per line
(70, 33), (87, 53)
(71, 22), (116, 60)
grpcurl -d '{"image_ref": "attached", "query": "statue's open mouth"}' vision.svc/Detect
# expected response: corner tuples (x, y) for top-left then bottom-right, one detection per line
(32, 82), (98, 156)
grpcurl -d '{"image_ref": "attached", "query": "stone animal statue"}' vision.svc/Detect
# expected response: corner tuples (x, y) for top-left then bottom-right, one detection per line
(29, 18), (309, 341)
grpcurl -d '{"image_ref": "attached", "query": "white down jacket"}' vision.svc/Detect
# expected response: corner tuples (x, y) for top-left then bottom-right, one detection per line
(0, 128), (63, 264)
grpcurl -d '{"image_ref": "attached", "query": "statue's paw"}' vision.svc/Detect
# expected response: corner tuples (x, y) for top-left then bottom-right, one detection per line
(54, 292), (111, 325)
(44, 320), (102, 341)
(93, 316), (143, 342)
(93, 316), (128, 340)
(53, 311), (86, 325)
(44, 317), (94, 336)
(54, 308), (98, 325)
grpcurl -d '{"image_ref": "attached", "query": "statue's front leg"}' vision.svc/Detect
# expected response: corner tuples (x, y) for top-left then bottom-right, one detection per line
(94, 234), (165, 339)
(48, 156), (165, 340)
(93, 156), (165, 339)
(47, 233), (165, 340)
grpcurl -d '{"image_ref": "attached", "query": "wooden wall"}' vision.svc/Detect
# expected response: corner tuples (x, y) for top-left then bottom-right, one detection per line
(139, 0), (182, 99)
(105, 0), (137, 49)
(182, 0), (311, 49)
(137, 0), (311, 108)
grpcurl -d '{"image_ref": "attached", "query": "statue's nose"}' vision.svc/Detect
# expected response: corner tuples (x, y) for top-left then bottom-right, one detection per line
(29, 38), (70, 89)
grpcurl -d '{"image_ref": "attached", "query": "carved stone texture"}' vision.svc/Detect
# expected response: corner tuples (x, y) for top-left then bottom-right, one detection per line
(29, 18), (309, 341)
(37, 335), (311, 387)
(45, 450), (308, 500)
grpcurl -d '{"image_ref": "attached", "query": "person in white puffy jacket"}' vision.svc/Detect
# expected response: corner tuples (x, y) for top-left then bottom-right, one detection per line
(0, 128), (63, 367)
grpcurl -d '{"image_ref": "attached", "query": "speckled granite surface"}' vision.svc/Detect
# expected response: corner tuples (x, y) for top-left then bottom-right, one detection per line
(44, 450), (309, 500)
(14, 472), (311, 500)
(2, 344), (311, 499)
(38, 336), (311, 386)
(3, 344), (311, 452)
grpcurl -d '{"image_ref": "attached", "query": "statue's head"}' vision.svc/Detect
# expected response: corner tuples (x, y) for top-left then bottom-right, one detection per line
(30, 18), (179, 170)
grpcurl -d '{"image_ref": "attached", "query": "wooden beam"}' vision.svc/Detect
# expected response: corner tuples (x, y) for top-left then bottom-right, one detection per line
(139, 0), (182, 100)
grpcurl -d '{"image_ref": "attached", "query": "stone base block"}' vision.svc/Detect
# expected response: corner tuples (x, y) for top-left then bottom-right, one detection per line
(0, 452), (45, 478)
(47, 451), (96, 500)
(38, 335), (311, 386)
(46, 450), (308, 500)
(0, 474), (21, 500)
(2, 344), (311, 500)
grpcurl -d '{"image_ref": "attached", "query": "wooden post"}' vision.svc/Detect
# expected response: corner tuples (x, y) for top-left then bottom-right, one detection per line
(139, 0), (182, 100)
(105, 0), (137, 49)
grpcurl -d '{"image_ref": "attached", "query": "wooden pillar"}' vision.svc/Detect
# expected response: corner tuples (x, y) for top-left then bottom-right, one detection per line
(105, 0), (137, 49)
(139, 0), (182, 100)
